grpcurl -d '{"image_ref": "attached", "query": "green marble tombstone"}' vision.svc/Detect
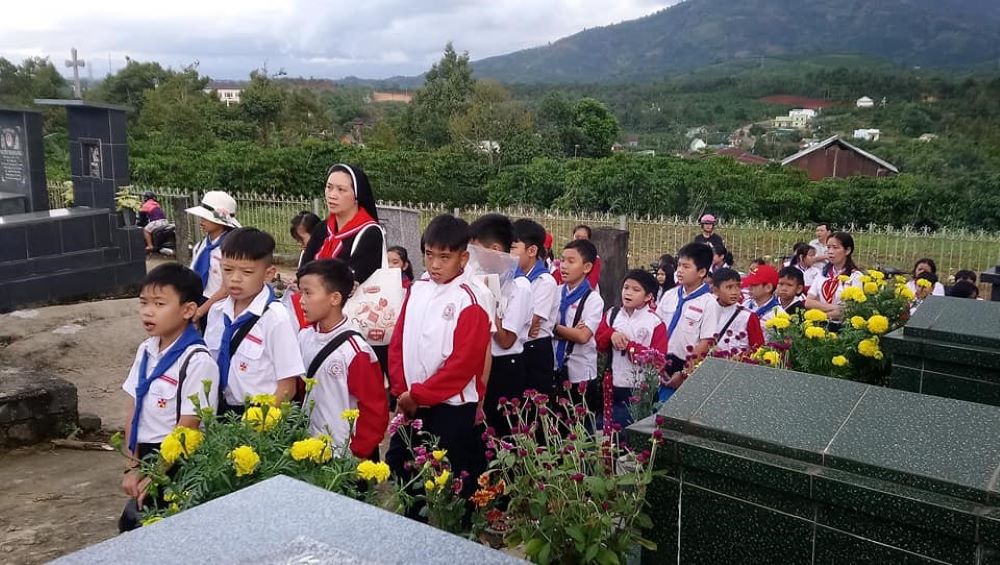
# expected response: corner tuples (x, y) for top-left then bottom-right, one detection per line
(628, 358), (1000, 564)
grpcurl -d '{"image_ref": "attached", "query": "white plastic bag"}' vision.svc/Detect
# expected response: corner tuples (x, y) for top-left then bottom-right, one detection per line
(343, 224), (403, 346)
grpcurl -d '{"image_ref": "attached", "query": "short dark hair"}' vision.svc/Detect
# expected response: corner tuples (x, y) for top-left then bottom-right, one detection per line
(624, 269), (658, 297)
(422, 214), (469, 252)
(573, 224), (592, 239)
(711, 267), (741, 287)
(469, 213), (514, 252)
(564, 239), (597, 265)
(512, 219), (546, 256)
(913, 258), (937, 275)
(290, 211), (322, 243)
(141, 263), (203, 305)
(387, 246), (414, 281)
(949, 280), (979, 299)
(954, 269), (977, 284)
(713, 245), (728, 257)
(221, 227), (276, 262)
(916, 271), (938, 285)
(297, 259), (354, 301)
(677, 243), (713, 273)
(778, 266), (805, 287)
(816, 222), (831, 231)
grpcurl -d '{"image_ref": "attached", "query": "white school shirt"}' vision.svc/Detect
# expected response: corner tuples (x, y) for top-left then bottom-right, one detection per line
(806, 270), (864, 309)
(190, 235), (224, 299)
(607, 306), (666, 388)
(656, 284), (716, 360)
(492, 276), (533, 356)
(299, 318), (378, 445)
(551, 283), (605, 383)
(206, 286), (306, 405)
(905, 280), (945, 297)
(122, 337), (220, 444)
(745, 295), (780, 332)
(400, 272), (487, 406)
(799, 264), (823, 289)
(529, 272), (559, 340)
(703, 301), (758, 356)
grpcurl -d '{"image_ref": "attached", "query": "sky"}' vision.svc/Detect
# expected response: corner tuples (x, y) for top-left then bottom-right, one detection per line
(2, 0), (675, 81)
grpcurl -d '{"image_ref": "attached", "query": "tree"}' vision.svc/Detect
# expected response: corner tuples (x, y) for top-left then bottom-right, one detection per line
(0, 56), (67, 105)
(573, 98), (620, 157)
(449, 80), (535, 171)
(136, 67), (215, 146)
(401, 43), (476, 148)
(240, 70), (285, 144)
(96, 58), (172, 113)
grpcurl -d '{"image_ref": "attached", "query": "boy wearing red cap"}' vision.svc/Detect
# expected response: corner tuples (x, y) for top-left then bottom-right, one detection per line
(742, 264), (780, 332)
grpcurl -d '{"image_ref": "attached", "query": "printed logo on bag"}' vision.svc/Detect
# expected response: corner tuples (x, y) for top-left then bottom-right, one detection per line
(368, 329), (385, 341)
(365, 286), (380, 294)
(443, 303), (456, 321)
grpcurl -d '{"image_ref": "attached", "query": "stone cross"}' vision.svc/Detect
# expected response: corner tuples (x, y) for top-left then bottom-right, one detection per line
(65, 48), (86, 99)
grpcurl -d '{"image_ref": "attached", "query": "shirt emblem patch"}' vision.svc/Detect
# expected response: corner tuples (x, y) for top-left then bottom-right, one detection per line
(636, 328), (651, 343)
(239, 361), (249, 372)
(443, 303), (456, 321)
(157, 398), (167, 409)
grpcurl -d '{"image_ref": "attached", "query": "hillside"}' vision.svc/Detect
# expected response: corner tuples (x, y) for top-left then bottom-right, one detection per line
(472, 0), (1000, 83)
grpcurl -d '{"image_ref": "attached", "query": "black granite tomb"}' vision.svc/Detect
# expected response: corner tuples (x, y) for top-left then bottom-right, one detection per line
(0, 103), (145, 313)
(983, 266), (1000, 302)
(0, 107), (47, 213)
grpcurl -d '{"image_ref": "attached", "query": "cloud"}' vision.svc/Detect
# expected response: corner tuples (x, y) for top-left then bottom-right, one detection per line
(0, 0), (676, 79)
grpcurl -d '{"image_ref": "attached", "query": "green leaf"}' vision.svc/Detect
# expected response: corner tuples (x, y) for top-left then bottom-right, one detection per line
(583, 543), (600, 563)
(596, 548), (621, 565)
(524, 537), (545, 557)
(538, 542), (552, 565)
(566, 525), (586, 545)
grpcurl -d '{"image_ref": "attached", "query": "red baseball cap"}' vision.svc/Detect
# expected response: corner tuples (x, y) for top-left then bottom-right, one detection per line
(544, 232), (553, 249)
(742, 264), (779, 288)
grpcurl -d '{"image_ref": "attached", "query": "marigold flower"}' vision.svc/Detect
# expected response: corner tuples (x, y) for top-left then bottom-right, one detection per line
(896, 286), (915, 301)
(803, 309), (828, 323)
(472, 488), (497, 508)
(243, 405), (281, 432)
(868, 270), (886, 281)
(866, 315), (890, 335)
(424, 479), (436, 493)
(762, 351), (781, 366)
(766, 316), (791, 330)
(805, 326), (826, 339)
(290, 437), (332, 463)
(356, 460), (391, 483)
(160, 426), (203, 464)
(229, 445), (260, 477)
(863, 282), (879, 295)
(435, 469), (451, 489)
(832, 355), (849, 367)
(858, 338), (880, 358)
(850, 316), (867, 330)
(838, 275), (850, 283)
(841, 287), (867, 303)
(859, 275), (872, 284)
(248, 394), (277, 407)
(894, 275), (908, 284)
(916, 278), (932, 289)
(340, 408), (360, 422)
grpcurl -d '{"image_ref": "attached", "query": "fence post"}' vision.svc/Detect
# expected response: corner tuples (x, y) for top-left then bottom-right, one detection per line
(173, 194), (195, 266)
(453, 207), (461, 219)
(313, 198), (322, 215)
(618, 215), (627, 230)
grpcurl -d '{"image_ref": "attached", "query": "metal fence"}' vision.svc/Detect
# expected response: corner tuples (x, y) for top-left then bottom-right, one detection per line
(49, 185), (1000, 284)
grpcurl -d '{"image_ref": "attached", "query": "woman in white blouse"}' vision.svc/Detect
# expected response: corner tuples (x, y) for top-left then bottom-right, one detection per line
(804, 232), (864, 320)
(905, 258), (946, 298)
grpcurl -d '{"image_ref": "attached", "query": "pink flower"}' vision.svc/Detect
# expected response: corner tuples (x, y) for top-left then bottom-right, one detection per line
(411, 419), (423, 431)
(570, 473), (584, 483)
(485, 450), (495, 460)
(655, 415), (666, 426)
(387, 413), (407, 435)
(562, 380), (573, 391)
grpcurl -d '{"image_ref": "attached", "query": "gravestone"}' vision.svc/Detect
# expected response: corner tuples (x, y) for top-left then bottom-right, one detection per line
(982, 266), (1000, 302)
(0, 100), (145, 313)
(0, 107), (47, 213)
(628, 358), (1000, 564)
(378, 204), (424, 275)
(591, 227), (629, 308)
(55, 475), (524, 564)
(35, 99), (129, 209)
(883, 295), (1000, 407)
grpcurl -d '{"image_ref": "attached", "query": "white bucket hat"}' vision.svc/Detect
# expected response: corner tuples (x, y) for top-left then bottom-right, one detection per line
(185, 191), (242, 228)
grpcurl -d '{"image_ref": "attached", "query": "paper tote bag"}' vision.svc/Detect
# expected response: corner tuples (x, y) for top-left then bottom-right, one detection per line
(343, 225), (403, 347)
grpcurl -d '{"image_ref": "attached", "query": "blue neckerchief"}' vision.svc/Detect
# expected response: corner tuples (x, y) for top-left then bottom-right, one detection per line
(192, 234), (226, 288)
(754, 296), (780, 318)
(217, 286), (276, 401)
(554, 280), (591, 370)
(667, 284), (711, 336)
(516, 259), (548, 283)
(129, 324), (205, 452)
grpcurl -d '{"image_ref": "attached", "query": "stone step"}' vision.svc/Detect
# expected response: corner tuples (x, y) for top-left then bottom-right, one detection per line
(0, 371), (78, 447)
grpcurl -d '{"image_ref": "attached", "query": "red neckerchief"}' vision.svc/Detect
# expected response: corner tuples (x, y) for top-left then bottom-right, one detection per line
(821, 266), (842, 303)
(316, 208), (377, 260)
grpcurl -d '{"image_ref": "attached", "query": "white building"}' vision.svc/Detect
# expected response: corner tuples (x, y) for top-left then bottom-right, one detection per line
(773, 109), (816, 130)
(853, 128), (881, 142)
(856, 96), (875, 109)
(204, 81), (247, 107)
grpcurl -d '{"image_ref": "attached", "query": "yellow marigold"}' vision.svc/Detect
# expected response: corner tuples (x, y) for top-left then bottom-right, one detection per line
(432, 449), (447, 462)
(832, 355), (849, 367)
(841, 287), (867, 303)
(341, 408), (360, 422)
(894, 275), (908, 284)
(850, 316), (867, 330)
(160, 426), (203, 465)
(304, 377), (317, 393)
(916, 278), (932, 289)
(803, 309), (828, 323)
(804, 326), (827, 339)
(762, 351), (781, 366)
(896, 286), (915, 300)
(868, 270), (886, 281)
(859, 275), (872, 284)
(229, 445), (260, 477)
(435, 469), (452, 489)
(828, 332), (838, 340)
(858, 338), (880, 358)
(863, 282), (880, 295)
(249, 394), (277, 407)
(356, 460), (391, 483)
(290, 437), (331, 463)
(766, 316), (791, 330)
(424, 479), (436, 493)
(838, 275), (850, 283)
(866, 315), (890, 335)
(774, 309), (790, 320)
(160, 434), (183, 465)
(243, 405), (281, 432)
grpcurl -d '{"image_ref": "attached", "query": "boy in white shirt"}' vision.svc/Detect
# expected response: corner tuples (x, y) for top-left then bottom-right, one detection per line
(470, 214), (533, 438)
(655, 243), (716, 402)
(205, 228), (305, 414)
(120, 263), (219, 531)
(297, 259), (388, 460)
(705, 269), (765, 358)
(512, 219), (559, 399)
(595, 269), (667, 428)
(552, 239), (605, 411)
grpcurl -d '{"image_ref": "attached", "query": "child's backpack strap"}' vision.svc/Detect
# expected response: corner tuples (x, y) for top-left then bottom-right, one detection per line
(608, 306), (621, 328)
(175, 347), (211, 423)
(295, 330), (364, 403)
(564, 290), (592, 360)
